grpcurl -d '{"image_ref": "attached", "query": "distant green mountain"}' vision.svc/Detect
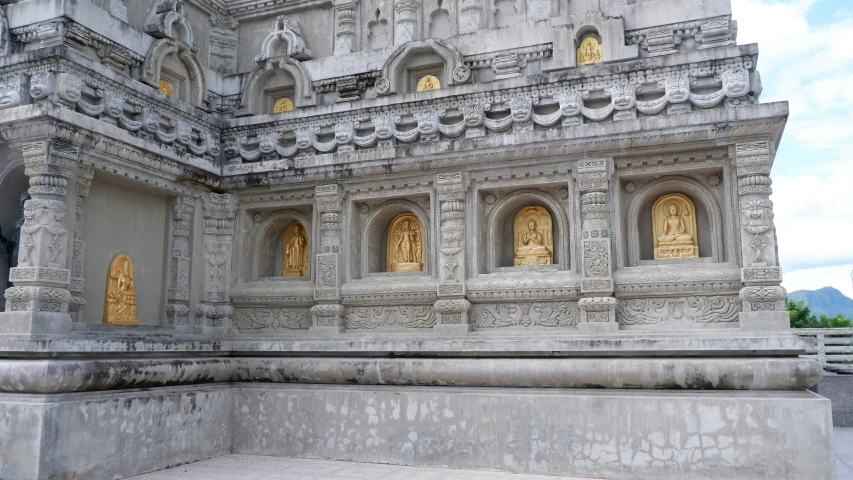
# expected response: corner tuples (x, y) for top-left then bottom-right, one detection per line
(788, 287), (853, 319)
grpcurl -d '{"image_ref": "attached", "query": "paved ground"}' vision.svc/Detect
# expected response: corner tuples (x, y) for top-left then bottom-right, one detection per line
(131, 428), (853, 480)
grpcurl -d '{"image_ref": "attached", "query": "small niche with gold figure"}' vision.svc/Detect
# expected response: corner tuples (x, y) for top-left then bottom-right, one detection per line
(387, 213), (424, 272)
(577, 36), (603, 66)
(273, 97), (294, 113)
(104, 253), (141, 325)
(282, 222), (309, 276)
(159, 80), (174, 97)
(416, 75), (441, 92)
(514, 205), (553, 266)
(652, 193), (699, 260)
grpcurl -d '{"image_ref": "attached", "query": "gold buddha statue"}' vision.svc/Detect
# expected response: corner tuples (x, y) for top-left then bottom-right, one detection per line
(652, 193), (699, 260)
(283, 222), (308, 276)
(104, 253), (141, 325)
(514, 206), (553, 266)
(387, 213), (424, 272)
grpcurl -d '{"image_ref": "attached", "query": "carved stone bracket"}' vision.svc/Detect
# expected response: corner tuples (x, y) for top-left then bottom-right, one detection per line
(434, 172), (471, 334)
(196, 192), (236, 335)
(166, 196), (195, 329)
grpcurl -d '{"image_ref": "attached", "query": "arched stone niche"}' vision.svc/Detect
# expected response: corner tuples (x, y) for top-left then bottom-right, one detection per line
(250, 210), (313, 280)
(375, 38), (471, 96)
(360, 200), (431, 277)
(239, 57), (316, 116)
(0, 151), (26, 312)
(142, 38), (207, 108)
(625, 176), (724, 266)
(145, 0), (194, 45)
(485, 190), (569, 273)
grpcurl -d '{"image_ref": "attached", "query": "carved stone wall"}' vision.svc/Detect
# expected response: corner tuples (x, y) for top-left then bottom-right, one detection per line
(165, 196), (195, 328)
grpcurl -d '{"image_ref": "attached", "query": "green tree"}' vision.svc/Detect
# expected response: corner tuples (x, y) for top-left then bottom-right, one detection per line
(785, 299), (853, 328)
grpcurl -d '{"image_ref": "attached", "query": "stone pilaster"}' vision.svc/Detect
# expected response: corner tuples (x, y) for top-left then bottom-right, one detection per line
(334, 0), (359, 55)
(0, 139), (77, 335)
(68, 161), (94, 322)
(166, 196), (195, 331)
(433, 172), (472, 334)
(311, 184), (345, 334)
(576, 158), (618, 333)
(196, 193), (236, 335)
(458, 0), (482, 33)
(733, 141), (788, 331)
(393, 0), (420, 45)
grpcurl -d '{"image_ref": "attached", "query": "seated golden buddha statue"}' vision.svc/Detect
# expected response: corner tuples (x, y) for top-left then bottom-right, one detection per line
(652, 194), (699, 260)
(657, 204), (694, 245)
(514, 207), (554, 266)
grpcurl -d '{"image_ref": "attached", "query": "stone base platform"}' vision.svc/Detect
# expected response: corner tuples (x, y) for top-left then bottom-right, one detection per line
(0, 385), (232, 480)
(231, 384), (836, 480)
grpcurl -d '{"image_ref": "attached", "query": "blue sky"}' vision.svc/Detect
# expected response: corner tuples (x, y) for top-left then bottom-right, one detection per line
(732, 0), (853, 297)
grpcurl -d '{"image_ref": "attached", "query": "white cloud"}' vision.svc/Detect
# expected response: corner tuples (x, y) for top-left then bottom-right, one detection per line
(733, 0), (853, 292)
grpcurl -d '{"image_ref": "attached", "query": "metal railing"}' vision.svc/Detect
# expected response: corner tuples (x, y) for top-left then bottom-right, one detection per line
(795, 328), (853, 365)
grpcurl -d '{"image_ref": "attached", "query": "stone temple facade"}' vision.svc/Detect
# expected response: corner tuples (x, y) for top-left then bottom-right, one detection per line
(0, 0), (837, 479)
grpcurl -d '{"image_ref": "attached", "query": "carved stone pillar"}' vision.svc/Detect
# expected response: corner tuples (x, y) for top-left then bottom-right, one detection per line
(458, 0), (483, 33)
(311, 184), (346, 334)
(196, 193), (236, 335)
(734, 141), (789, 331)
(393, 0), (420, 45)
(166, 196), (195, 331)
(0, 140), (77, 335)
(577, 158), (618, 333)
(68, 161), (94, 322)
(334, 0), (359, 55)
(433, 173), (472, 334)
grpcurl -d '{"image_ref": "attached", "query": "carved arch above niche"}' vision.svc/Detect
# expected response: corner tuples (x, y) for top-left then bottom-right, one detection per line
(624, 176), (725, 267)
(142, 38), (208, 108)
(375, 38), (471, 96)
(145, 0), (194, 45)
(257, 16), (314, 61)
(238, 57), (316, 116)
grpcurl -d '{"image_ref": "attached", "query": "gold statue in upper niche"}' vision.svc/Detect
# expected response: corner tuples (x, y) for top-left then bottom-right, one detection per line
(577, 36), (603, 65)
(283, 222), (308, 276)
(387, 213), (424, 272)
(514, 205), (553, 266)
(159, 80), (174, 97)
(104, 253), (141, 325)
(273, 97), (294, 113)
(417, 75), (441, 92)
(653, 193), (699, 260)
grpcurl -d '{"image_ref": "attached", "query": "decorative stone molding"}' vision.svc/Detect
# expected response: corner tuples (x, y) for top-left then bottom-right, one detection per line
(142, 38), (209, 108)
(616, 295), (740, 325)
(376, 38), (470, 96)
(0, 5), (10, 56)
(165, 196), (195, 328)
(227, 58), (756, 162)
(4, 140), (78, 317)
(344, 304), (436, 329)
(234, 306), (311, 331)
(471, 301), (578, 329)
(739, 285), (786, 313)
